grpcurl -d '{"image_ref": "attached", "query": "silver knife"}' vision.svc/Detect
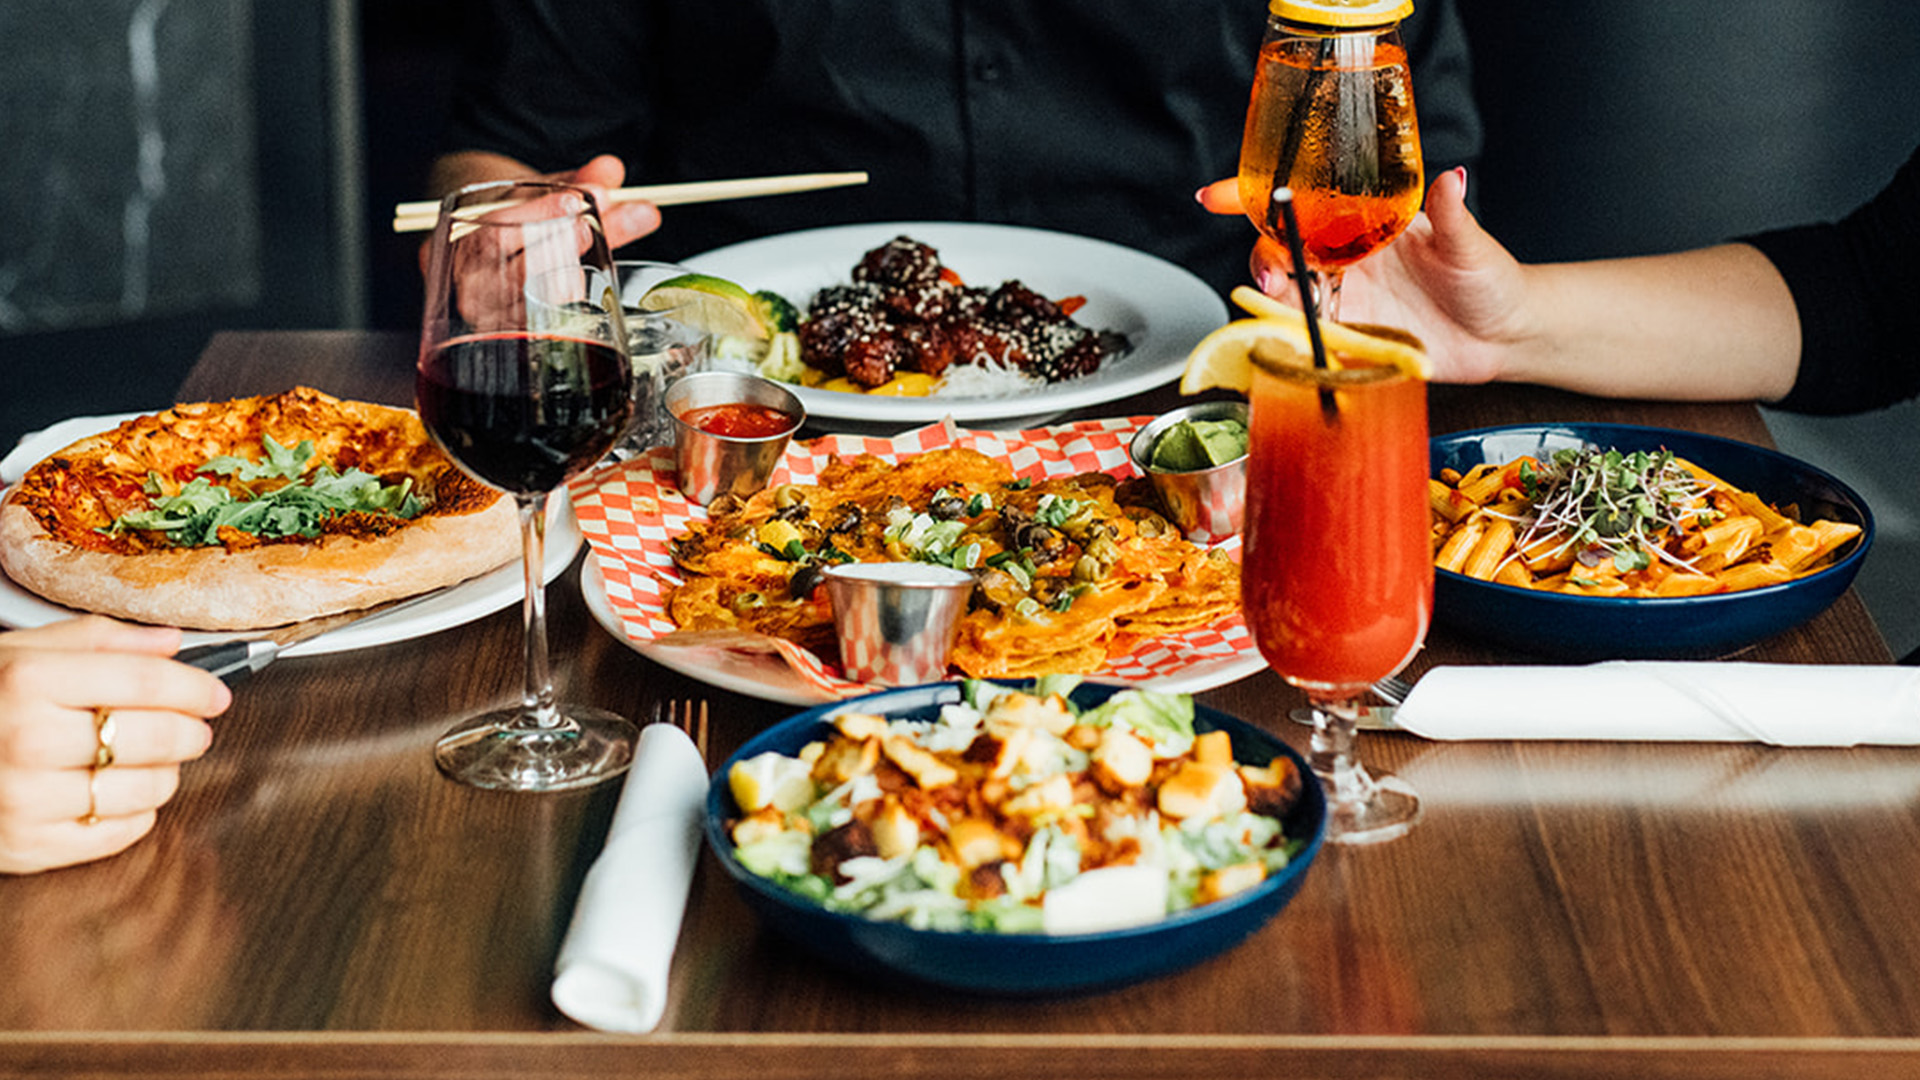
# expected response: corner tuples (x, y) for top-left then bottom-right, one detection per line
(172, 587), (453, 684)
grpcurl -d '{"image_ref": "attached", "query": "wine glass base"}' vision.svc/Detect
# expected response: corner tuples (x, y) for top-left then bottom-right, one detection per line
(434, 706), (638, 793)
(1324, 773), (1421, 846)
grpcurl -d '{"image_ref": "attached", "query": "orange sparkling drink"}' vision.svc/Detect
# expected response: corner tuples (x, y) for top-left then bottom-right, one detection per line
(1238, 32), (1424, 271)
(1241, 360), (1431, 693)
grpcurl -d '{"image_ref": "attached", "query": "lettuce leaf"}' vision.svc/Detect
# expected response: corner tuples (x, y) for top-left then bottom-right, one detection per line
(1076, 688), (1195, 746)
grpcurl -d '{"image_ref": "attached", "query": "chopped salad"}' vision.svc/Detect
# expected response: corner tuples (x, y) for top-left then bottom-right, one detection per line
(725, 679), (1306, 935)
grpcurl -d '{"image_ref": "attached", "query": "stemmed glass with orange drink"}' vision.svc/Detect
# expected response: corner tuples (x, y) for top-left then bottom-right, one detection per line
(1238, 0), (1423, 319)
(1184, 287), (1431, 844)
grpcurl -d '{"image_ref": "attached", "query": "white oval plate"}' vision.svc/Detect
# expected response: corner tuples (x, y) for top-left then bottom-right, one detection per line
(582, 562), (1265, 707)
(682, 221), (1227, 430)
(0, 412), (580, 657)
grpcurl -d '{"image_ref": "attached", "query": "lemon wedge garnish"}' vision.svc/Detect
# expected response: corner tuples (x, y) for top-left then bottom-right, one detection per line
(1179, 286), (1431, 394)
(728, 751), (815, 814)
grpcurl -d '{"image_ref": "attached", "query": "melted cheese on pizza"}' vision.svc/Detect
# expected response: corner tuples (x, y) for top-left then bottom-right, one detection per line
(9, 387), (497, 555)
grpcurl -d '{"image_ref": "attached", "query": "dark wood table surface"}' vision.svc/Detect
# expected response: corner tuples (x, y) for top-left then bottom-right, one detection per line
(1, 331), (1910, 1080)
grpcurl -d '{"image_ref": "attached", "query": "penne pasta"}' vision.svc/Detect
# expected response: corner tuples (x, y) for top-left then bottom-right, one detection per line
(1434, 517), (1486, 574)
(1460, 517), (1516, 581)
(1430, 445), (1862, 599)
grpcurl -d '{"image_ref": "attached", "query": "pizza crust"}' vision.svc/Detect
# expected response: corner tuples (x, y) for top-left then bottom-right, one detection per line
(0, 495), (518, 630)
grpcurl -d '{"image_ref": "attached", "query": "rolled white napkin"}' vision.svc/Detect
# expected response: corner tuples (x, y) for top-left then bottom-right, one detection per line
(1394, 662), (1920, 746)
(551, 722), (709, 1032)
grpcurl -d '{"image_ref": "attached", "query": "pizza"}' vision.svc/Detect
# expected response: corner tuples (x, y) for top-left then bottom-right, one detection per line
(0, 386), (519, 630)
(664, 446), (1239, 679)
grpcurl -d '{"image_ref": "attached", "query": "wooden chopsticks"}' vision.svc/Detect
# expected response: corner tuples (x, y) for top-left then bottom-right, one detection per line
(390, 171), (869, 233)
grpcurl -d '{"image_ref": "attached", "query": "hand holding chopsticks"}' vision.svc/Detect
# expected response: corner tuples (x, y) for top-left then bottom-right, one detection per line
(391, 170), (869, 233)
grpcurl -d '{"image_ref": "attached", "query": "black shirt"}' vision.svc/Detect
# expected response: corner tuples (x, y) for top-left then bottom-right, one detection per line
(442, 0), (1483, 298)
(1746, 145), (1920, 415)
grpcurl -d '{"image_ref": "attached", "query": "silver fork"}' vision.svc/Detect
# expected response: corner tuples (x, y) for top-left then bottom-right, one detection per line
(659, 698), (711, 764)
(1371, 675), (1415, 707)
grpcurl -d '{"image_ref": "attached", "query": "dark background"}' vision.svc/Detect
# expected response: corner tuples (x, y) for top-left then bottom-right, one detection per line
(1, 0), (1916, 650)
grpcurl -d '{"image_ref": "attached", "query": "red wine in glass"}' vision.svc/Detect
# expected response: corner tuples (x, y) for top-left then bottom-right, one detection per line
(418, 331), (632, 493)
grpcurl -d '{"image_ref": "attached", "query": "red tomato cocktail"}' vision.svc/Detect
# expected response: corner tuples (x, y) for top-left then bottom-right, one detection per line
(1241, 355), (1429, 843)
(1242, 362), (1430, 690)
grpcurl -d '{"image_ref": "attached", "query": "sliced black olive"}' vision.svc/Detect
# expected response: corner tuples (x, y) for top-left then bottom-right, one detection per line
(1014, 522), (1062, 557)
(828, 502), (864, 535)
(789, 563), (826, 599)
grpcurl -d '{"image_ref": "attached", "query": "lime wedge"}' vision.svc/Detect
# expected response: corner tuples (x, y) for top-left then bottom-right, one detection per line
(641, 273), (767, 339)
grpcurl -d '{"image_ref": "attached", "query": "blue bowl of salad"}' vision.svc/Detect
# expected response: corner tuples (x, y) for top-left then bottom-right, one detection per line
(704, 679), (1327, 996)
(1430, 423), (1873, 661)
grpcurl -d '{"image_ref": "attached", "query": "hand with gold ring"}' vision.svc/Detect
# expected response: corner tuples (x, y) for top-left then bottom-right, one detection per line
(77, 706), (117, 826)
(0, 616), (232, 874)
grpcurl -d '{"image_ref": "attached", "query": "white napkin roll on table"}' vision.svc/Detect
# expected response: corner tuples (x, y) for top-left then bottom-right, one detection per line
(1394, 662), (1920, 746)
(551, 722), (710, 1033)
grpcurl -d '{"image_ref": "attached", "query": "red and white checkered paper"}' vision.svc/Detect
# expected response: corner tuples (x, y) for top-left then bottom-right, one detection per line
(568, 417), (1255, 700)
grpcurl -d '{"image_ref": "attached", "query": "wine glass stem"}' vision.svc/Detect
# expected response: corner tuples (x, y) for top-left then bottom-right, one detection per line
(1307, 694), (1373, 807)
(516, 491), (561, 730)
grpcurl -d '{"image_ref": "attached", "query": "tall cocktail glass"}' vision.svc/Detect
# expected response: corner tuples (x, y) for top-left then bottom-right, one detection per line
(1241, 347), (1429, 843)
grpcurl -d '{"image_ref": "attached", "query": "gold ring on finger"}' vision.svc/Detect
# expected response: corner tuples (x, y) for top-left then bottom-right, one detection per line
(79, 766), (101, 826)
(92, 707), (117, 769)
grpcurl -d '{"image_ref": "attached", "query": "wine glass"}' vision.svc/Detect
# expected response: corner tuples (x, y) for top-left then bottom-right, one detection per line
(416, 180), (638, 792)
(1240, 349), (1430, 844)
(1238, 1), (1423, 319)
(609, 260), (712, 459)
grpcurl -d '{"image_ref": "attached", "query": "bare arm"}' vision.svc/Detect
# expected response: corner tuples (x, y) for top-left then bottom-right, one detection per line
(1494, 243), (1800, 402)
(426, 149), (544, 196)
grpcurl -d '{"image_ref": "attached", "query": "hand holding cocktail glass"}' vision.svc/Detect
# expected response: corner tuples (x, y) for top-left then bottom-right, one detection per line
(1237, 0), (1423, 320)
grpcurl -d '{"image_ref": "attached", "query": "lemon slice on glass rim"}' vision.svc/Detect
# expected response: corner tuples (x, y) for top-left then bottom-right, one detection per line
(1180, 285), (1430, 394)
(1267, 0), (1414, 29)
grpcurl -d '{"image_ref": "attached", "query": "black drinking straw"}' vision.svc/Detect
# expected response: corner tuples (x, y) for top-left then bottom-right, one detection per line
(1273, 188), (1339, 418)
(1264, 36), (1334, 240)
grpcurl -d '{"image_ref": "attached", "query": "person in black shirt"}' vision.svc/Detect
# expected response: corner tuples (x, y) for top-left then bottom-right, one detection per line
(430, 0), (1483, 297)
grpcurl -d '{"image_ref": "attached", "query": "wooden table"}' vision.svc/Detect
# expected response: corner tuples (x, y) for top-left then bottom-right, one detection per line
(1, 331), (1909, 1080)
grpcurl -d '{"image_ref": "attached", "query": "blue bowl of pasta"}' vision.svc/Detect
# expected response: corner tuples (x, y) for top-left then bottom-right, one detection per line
(704, 680), (1327, 996)
(1429, 423), (1874, 661)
